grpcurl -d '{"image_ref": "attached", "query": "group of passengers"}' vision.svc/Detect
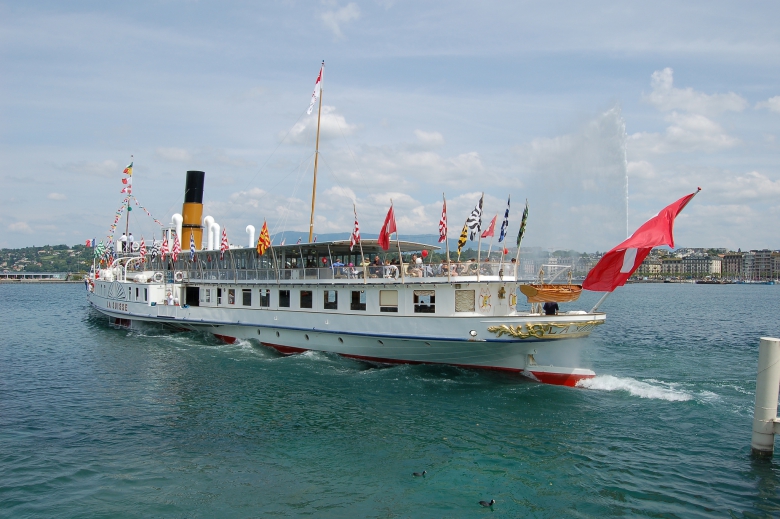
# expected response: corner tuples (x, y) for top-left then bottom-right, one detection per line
(280, 253), (517, 279)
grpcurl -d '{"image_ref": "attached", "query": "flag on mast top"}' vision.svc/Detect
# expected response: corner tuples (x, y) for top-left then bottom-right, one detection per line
(307, 61), (324, 115)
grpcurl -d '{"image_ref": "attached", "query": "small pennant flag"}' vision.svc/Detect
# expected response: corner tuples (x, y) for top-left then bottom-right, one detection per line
(438, 197), (447, 243)
(498, 196), (510, 243)
(378, 205), (397, 251)
(457, 223), (468, 257)
(481, 214), (497, 239)
(189, 232), (196, 261)
(516, 200), (529, 248)
(220, 227), (229, 260)
(257, 221), (271, 255)
(307, 62), (324, 115)
(350, 206), (361, 251)
(161, 236), (168, 261)
(123, 162), (133, 176)
(94, 241), (105, 259)
(171, 234), (181, 262)
(465, 195), (483, 241)
(139, 238), (147, 259)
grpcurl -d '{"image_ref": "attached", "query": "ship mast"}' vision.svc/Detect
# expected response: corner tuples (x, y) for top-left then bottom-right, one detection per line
(123, 154), (133, 254)
(308, 61), (324, 243)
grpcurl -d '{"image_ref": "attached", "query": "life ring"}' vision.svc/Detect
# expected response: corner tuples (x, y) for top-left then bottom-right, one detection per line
(131, 242), (140, 252)
(174, 271), (184, 282)
(152, 272), (164, 283)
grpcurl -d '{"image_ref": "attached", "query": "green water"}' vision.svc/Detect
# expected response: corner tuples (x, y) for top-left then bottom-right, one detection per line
(1, 283), (779, 517)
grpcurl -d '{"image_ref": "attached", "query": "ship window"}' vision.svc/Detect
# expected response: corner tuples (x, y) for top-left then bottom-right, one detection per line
(217, 288), (223, 305)
(228, 289), (236, 305)
(259, 289), (270, 308)
(135, 287), (139, 299)
(379, 290), (398, 313)
(300, 290), (313, 309)
(279, 290), (290, 307)
(144, 288), (148, 302)
(323, 290), (338, 310)
(413, 290), (435, 313)
(350, 290), (366, 311)
(242, 289), (252, 306)
(455, 290), (475, 312)
(203, 289), (211, 303)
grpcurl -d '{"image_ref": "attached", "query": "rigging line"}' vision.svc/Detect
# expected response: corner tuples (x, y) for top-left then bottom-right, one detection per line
(242, 107), (311, 191)
(272, 153), (315, 242)
(336, 118), (370, 193)
(244, 108), (319, 213)
(316, 153), (347, 193)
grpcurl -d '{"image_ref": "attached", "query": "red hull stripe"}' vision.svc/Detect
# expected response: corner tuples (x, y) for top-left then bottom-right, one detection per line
(259, 342), (594, 387)
(214, 334), (237, 344)
(528, 371), (593, 388)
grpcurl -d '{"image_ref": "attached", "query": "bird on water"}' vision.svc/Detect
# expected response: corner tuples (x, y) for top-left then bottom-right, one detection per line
(412, 470), (427, 477)
(479, 499), (495, 507)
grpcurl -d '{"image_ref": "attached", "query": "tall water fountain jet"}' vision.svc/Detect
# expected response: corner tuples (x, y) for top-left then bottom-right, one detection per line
(515, 105), (628, 252)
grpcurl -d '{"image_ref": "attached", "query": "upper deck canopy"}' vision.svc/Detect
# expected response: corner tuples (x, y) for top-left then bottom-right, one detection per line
(238, 239), (440, 256)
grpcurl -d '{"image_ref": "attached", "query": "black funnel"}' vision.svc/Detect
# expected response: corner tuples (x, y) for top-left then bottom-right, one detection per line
(184, 170), (205, 204)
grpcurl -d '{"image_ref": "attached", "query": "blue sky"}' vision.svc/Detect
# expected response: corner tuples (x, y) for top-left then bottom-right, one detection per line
(2, 1), (779, 251)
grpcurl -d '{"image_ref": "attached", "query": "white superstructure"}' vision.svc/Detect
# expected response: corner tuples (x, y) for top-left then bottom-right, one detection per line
(87, 239), (604, 386)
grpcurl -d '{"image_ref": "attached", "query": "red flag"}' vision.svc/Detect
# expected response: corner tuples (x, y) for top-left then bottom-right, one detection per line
(378, 205), (397, 251)
(438, 198), (447, 243)
(481, 214), (497, 238)
(350, 207), (360, 252)
(583, 189), (700, 292)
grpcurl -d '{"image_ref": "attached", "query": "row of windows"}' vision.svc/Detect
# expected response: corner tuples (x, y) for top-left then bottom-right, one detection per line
(197, 287), (462, 313)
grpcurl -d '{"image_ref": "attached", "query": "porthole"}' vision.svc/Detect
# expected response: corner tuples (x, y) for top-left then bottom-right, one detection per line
(377, 340), (384, 345)
(276, 331), (280, 337)
(305, 334), (309, 340)
(257, 329), (261, 335)
(338, 337), (344, 343)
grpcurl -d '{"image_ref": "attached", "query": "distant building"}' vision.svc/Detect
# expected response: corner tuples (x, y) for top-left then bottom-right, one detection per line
(722, 252), (743, 278)
(661, 257), (683, 276)
(752, 249), (774, 280)
(637, 257), (662, 278)
(682, 254), (721, 277)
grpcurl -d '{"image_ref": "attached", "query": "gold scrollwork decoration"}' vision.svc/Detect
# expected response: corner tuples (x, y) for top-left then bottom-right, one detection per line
(487, 320), (604, 340)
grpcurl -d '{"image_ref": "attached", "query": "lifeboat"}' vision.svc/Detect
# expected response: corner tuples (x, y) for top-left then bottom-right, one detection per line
(519, 283), (582, 303)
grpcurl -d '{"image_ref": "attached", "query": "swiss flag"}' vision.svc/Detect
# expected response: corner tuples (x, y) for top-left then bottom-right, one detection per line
(583, 189), (700, 292)
(378, 205), (397, 251)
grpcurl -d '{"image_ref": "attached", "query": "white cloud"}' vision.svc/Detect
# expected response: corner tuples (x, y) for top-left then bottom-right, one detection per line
(286, 105), (357, 144)
(709, 170), (780, 203)
(628, 112), (739, 155)
(155, 147), (192, 162)
(756, 96), (780, 114)
(47, 193), (66, 200)
(320, 3), (360, 39)
(413, 129), (445, 148)
(9, 221), (32, 233)
(644, 68), (747, 115)
(64, 159), (118, 177)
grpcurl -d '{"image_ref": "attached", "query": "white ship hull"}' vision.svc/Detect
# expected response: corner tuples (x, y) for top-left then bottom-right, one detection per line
(87, 270), (604, 386)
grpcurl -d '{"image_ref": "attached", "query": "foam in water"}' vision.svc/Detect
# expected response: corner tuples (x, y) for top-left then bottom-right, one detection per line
(577, 375), (693, 402)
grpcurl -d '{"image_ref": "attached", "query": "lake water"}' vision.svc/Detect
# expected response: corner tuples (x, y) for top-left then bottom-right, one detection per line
(1, 282), (779, 518)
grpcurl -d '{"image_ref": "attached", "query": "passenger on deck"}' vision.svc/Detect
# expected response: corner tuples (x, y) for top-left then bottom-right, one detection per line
(543, 302), (559, 315)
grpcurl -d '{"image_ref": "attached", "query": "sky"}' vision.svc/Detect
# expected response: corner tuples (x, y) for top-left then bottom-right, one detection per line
(2, 1), (779, 252)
